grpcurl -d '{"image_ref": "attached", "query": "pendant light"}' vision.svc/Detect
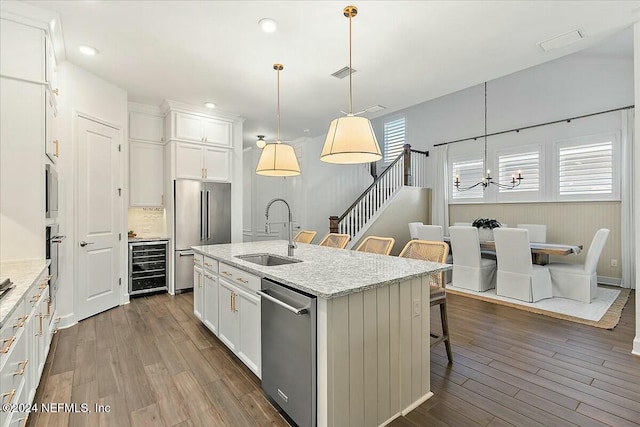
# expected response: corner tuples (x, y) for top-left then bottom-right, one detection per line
(320, 5), (382, 164)
(256, 64), (301, 177)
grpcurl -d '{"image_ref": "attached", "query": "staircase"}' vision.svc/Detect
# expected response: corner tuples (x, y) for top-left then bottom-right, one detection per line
(329, 144), (429, 246)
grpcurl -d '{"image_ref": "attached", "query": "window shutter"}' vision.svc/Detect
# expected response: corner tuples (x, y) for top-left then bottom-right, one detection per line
(558, 141), (613, 196)
(383, 117), (406, 162)
(498, 151), (539, 193)
(451, 159), (484, 200)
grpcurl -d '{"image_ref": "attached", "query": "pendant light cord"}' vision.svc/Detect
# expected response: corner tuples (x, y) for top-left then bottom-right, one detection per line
(484, 81), (488, 174)
(348, 12), (353, 115)
(276, 66), (281, 142)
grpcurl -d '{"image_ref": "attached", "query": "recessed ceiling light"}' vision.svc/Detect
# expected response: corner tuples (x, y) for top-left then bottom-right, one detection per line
(78, 45), (98, 56)
(259, 18), (277, 33)
(204, 102), (216, 109)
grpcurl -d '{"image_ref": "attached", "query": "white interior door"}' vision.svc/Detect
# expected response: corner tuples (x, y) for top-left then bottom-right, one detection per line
(77, 116), (121, 321)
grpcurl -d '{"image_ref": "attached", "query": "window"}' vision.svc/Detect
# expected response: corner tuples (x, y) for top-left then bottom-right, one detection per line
(497, 151), (540, 193)
(383, 117), (405, 162)
(451, 158), (484, 200)
(558, 141), (613, 197)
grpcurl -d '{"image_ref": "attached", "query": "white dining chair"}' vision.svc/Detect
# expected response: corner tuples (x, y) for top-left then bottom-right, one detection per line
(416, 225), (444, 241)
(449, 226), (496, 291)
(417, 224), (453, 283)
(408, 222), (423, 240)
(516, 224), (547, 243)
(546, 228), (609, 303)
(493, 228), (552, 303)
(453, 222), (472, 226)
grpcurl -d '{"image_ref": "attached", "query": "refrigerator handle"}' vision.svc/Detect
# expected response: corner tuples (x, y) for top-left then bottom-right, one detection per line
(206, 190), (211, 240)
(200, 190), (205, 241)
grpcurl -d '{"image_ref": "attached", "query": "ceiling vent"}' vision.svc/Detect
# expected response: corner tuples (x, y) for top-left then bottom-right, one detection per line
(363, 104), (386, 114)
(331, 66), (357, 79)
(538, 30), (583, 52)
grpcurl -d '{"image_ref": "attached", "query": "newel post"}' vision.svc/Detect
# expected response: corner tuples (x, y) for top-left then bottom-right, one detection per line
(329, 216), (339, 234)
(403, 144), (412, 186)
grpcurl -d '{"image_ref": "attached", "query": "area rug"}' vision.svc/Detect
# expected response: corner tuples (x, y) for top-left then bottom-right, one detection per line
(447, 285), (631, 329)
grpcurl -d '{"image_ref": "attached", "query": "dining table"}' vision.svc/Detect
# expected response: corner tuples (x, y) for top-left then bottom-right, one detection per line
(443, 236), (583, 265)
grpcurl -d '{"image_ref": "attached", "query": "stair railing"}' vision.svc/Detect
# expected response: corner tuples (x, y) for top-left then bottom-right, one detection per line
(329, 144), (429, 237)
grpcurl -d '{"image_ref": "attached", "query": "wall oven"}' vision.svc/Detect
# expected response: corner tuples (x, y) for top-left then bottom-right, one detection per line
(45, 164), (58, 218)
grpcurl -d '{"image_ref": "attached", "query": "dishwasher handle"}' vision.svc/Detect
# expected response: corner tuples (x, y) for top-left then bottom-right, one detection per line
(257, 290), (309, 315)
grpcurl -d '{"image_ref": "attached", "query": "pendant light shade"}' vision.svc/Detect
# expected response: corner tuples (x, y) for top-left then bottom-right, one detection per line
(320, 5), (382, 164)
(256, 142), (300, 176)
(320, 115), (381, 164)
(256, 64), (301, 176)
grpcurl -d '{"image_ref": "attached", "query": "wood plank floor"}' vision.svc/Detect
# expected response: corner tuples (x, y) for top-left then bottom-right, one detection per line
(28, 290), (638, 427)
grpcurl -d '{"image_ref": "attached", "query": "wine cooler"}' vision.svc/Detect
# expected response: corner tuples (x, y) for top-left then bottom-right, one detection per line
(128, 240), (168, 296)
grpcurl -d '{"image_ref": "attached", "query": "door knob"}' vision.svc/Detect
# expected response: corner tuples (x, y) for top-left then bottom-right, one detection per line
(79, 241), (94, 247)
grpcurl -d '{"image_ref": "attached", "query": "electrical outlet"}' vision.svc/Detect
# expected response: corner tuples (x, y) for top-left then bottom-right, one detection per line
(413, 299), (420, 317)
(610, 259), (618, 267)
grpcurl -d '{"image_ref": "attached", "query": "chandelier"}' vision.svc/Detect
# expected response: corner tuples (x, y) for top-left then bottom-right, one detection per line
(454, 82), (523, 191)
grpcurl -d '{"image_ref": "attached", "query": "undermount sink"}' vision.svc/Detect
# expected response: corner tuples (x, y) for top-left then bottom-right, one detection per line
(235, 253), (302, 266)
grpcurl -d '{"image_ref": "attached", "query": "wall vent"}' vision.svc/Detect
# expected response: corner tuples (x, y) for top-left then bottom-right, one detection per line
(331, 66), (357, 79)
(538, 30), (583, 52)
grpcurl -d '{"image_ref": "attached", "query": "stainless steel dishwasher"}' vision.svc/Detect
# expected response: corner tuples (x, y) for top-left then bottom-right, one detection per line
(258, 278), (317, 427)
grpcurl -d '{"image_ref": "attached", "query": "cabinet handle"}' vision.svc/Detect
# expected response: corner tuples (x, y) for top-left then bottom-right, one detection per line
(20, 414), (29, 427)
(13, 315), (28, 329)
(54, 139), (60, 157)
(230, 291), (233, 311)
(161, 194), (164, 205)
(45, 298), (51, 318)
(53, 88), (59, 96)
(202, 168), (205, 179)
(205, 168), (208, 178)
(38, 313), (43, 336)
(1, 337), (15, 353)
(1, 389), (16, 404)
(39, 283), (48, 290)
(14, 359), (28, 376)
(221, 271), (232, 277)
(44, 275), (52, 283)
(204, 262), (212, 267)
(236, 277), (248, 284)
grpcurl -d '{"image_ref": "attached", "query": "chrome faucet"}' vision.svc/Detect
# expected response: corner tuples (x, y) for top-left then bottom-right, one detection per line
(265, 198), (297, 257)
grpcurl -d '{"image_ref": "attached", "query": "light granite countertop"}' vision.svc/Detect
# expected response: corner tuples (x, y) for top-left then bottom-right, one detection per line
(192, 240), (450, 299)
(0, 260), (50, 328)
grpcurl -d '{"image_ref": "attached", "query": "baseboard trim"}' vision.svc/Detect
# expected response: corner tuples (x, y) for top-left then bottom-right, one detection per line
(57, 313), (77, 330)
(633, 337), (640, 356)
(401, 391), (434, 416)
(598, 276), (622, 286)
(379, 412), (402, 427)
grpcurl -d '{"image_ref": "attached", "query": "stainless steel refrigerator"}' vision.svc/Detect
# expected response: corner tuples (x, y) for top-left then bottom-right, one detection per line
(174, 180), (231, 291)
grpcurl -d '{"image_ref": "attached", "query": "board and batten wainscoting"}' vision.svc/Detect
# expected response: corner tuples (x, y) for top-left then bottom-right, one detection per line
(318, 277), (432, 427)
(450, 201), (621, 283)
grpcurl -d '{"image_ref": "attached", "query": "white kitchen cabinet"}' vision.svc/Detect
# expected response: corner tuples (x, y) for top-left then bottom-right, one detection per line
(0, 19), (45, 84)
(218, 279), (239, 353)
(174, 112), (231, 146)
(175, 142), (230, 182)
(215, 261), (261, 378)
(235, 285), (261, 377)
(129, 142), (165, 207)
(45, 88), (59, 163)
(193, 265), (204, 320)
(202, 271), (219, 335)
(129, 110), (164, 143)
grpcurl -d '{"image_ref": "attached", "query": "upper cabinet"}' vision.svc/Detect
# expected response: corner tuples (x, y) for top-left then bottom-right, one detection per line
(172, 112), (232, 147)
(0, 19), (46, 84)
(129, 108), (164, 143)
(128, 104), (166, 207)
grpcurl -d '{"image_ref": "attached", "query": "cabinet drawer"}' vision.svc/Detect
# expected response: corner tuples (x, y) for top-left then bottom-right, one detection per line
(0, 330), (27, 399)
(218, 263), (260, 293)
(203, 256), (218, 273)
(194, 253), (204, 268)
(0, 307), (26, 368)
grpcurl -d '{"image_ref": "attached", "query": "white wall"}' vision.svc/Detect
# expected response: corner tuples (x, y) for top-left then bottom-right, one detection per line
(56, 61), (128, 327)
(371, 34), (633, 190)
(632, 22), (640, 356)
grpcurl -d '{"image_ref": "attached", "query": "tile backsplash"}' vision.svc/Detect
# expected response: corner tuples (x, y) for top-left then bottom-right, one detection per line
(128, 207), (166, 237)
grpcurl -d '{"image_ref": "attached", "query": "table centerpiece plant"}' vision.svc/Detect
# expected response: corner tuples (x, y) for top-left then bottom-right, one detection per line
(472, 218), (502, 241)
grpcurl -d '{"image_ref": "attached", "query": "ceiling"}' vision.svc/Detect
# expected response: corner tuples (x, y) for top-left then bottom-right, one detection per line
(25, 1), (640, 147)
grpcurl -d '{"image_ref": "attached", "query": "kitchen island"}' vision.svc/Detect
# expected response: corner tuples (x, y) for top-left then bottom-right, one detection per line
(192, 240), (450, 427)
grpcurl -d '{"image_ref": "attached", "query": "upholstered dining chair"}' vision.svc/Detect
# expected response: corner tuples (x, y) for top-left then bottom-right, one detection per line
(293, 230), (317, 244)
(416, 224), (444, 241)
(493, 228), (553, 303)
(547, 228), (609, 303)
(448, 226), (496, 291)
(354, 236), (395, 255)
(399, 239), (453, 363)
(516, 224), (547, 243)
(408, 222), (423, 240)
(318, 233), (350, 249)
